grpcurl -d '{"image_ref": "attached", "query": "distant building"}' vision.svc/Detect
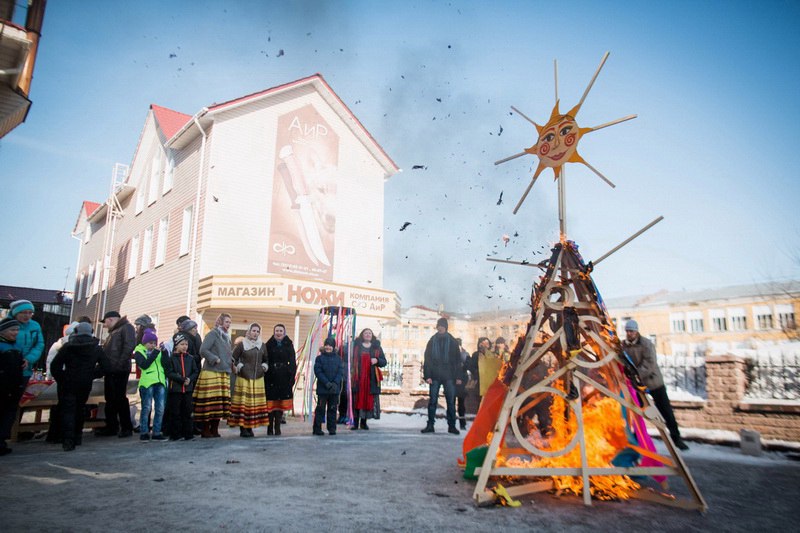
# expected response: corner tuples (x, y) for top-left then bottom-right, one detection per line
(0, 0), (46, 138)
(0, 284), (71, 367)
(70, 74), (399, 340)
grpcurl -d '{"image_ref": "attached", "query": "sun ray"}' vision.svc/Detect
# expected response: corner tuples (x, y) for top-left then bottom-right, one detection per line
(584, 114), (638, 134)
(511, 106), (540, 130)
(576, 155), (616, 188)
(513, 163), (547, 214)
(494, 151), (528, 165)
(572, 52), (610, 116)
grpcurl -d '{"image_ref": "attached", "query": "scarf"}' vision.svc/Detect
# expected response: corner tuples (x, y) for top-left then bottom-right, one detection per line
(354, 345), (374, 411)
(242, 337), (262, 351)
(217, 326), (231, 344)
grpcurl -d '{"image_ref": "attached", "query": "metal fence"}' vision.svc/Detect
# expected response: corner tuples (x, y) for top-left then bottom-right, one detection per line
(744, 350), (800, 401)
(658, 353), (707, 400)
(382, 358), (404, 389)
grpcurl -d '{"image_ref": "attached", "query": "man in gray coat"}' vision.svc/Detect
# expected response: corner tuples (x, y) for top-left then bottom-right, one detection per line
(623, 320), (688, 450)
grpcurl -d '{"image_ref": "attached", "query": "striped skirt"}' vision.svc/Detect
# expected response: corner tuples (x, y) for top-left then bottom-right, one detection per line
(228, 377), (270, 428)
(193, 370), (231, 422)
(266, 399), (293, 412)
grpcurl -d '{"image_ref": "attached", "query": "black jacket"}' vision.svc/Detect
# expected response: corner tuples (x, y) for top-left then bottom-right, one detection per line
(0, 340), (25, 402)
(102, 317), (136, 374)
(51, 335), (105, 391)
(351, 340), (387, 395)
(265, 336), (297, 401)
(314, 351), (344, 395)
(423, 332), (461, 382)
(165, 352), (200, 393)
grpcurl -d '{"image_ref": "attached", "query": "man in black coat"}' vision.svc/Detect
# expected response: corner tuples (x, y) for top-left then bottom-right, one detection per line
(51, 323), (106, 451)
(421, 318), (463, 434)
(97, 311), (136, 437)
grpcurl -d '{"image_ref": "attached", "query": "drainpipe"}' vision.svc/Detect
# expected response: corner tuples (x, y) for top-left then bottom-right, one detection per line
(69, 232), (83, 322)
(185, 109), (209, 318)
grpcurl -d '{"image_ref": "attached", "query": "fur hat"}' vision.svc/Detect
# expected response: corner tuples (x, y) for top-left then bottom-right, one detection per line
(9, 299), (34, 316)
(180, 319), (198, 332)
(134, 314), (153, 327)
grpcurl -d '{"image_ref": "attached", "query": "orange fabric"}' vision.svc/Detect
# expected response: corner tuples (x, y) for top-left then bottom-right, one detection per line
(460, 378), (508, 464)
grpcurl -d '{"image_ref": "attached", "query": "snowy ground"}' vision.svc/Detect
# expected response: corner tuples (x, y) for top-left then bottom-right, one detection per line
(1, 412), (799, 532)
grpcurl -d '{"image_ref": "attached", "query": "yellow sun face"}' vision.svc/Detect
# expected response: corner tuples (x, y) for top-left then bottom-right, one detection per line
(523, 102), (588, 179)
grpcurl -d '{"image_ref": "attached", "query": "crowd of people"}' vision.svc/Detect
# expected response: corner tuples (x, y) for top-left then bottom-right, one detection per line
(0, 301), (688, 455)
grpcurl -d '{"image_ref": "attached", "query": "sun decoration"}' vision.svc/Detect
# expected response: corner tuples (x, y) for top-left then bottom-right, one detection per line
(496, 52), (637, 216)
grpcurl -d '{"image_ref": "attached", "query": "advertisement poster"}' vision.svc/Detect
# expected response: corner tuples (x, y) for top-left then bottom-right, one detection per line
(268, 104), (339, 281)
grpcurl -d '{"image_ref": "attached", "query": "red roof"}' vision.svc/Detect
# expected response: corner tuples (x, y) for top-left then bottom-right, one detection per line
(151, 104), (191, 140)
(83, 201), (101, 217)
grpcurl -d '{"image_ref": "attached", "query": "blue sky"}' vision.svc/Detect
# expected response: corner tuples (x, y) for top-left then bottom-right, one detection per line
(2, 0), (799, 313)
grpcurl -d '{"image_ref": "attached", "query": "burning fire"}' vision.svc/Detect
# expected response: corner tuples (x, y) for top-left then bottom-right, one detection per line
(499, 393), (640, 500)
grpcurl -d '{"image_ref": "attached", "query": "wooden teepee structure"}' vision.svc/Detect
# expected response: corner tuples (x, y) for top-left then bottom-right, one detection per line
(467, 53), (707, 510)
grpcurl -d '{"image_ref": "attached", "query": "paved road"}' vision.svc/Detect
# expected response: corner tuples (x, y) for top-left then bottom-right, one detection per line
(1, 413), (798, 532)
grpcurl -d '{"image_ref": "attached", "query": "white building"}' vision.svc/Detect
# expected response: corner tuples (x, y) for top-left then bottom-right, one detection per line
(71, 74), (400, 340)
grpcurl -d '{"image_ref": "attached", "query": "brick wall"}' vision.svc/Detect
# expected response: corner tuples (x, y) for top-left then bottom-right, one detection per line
(673, 354), (800, 442)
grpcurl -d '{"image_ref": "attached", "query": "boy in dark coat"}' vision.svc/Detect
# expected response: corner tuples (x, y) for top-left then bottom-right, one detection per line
(50, 323), (106, 451)
(0, 318), (26, 456)
(165, 333), (200, 441)
(313, 337), (344, 436)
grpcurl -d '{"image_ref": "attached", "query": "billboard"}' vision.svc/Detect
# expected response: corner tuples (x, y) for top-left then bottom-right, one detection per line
(268, 104), (339, 281)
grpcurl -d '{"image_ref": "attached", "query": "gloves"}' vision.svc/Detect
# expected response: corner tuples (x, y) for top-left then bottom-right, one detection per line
(236, 363), (244, 373)
(261, 363), (268, 372)
(326, 382), (337, 392)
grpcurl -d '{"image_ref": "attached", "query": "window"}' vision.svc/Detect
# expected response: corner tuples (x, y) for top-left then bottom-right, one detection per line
(776, 304), (795, 330)
(76, 272), (85, 302)
(84, 222), (92, 244)
(669, 312), (686, 333)
(753, 305), (773, 330)
(135, 186), (145, 215)
(85, 264), (94, 299)
(728, 308), (747, 331)
(180, 205), (193, 256)
(128, 235), (140, 279)
(162, 150), (174, 194)
(709, 309), (727, 332)
(687, 311), (704, 333)
(155, 216), (169, 266)
(148, 148), (161, 205)
(91, 259), (101, 296)
(141, 226), (153, 273)
(670, 342), (687, 357)
(101, 254), (110, 290)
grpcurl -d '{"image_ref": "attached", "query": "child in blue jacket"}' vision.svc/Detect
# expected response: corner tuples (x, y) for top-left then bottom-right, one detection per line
(313, 337), (344, 436)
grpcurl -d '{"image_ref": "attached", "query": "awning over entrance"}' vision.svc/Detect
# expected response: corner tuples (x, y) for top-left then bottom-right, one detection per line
(197, 275), (400, 320)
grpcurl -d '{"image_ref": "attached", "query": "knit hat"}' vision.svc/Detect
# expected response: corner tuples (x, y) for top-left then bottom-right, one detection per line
(436, 317), (448, 330)
(134, 314), (153, 327)
(102, 310), (121, 321)
(0, 317), (20, 332)
(180, 319), (198, 332)
(172, 332), (188, 346)
(10, 299), (34, 316)
(324, 336), (336, 348)
(625, 319), (639, 332)
(142, 328), (158, 344)
(73, 322), (94, 337)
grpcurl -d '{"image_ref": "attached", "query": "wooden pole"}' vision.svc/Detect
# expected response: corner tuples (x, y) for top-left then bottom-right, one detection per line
(510, 106), (538, 128)
(589, 114), (637, 132)
(486, 257), (546, 270)
(494, 151), (527, 166)
(558, 168), (567, 238)
(554, 59), (559, 103)
(576, 52), (610, 112)
(593, 216), (664, 265)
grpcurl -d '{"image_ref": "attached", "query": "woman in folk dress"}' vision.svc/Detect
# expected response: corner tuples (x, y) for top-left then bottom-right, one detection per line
(194, 313), (233, 438)
(228, 323), (270, 437)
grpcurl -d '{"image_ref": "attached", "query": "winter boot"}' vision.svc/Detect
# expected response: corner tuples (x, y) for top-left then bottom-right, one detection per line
(240, 427), (249, 438)
(200, 422), (214, 439)
(210, 419), (221, 437)
(421, 423), (435, 434)
(360, 418), (369, 430)
(273, 411), (282, 436)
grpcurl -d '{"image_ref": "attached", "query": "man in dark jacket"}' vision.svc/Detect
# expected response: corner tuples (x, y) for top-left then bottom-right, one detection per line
(97, 311), (136, 437)
(421, 318), (463, 434)
(313, 337), (344, 436)
(623, 320), (688, 451)
(51, 323), (106, 451)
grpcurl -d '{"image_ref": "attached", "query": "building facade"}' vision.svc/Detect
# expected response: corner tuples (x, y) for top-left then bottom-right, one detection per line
(71, 74), (400, 340)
